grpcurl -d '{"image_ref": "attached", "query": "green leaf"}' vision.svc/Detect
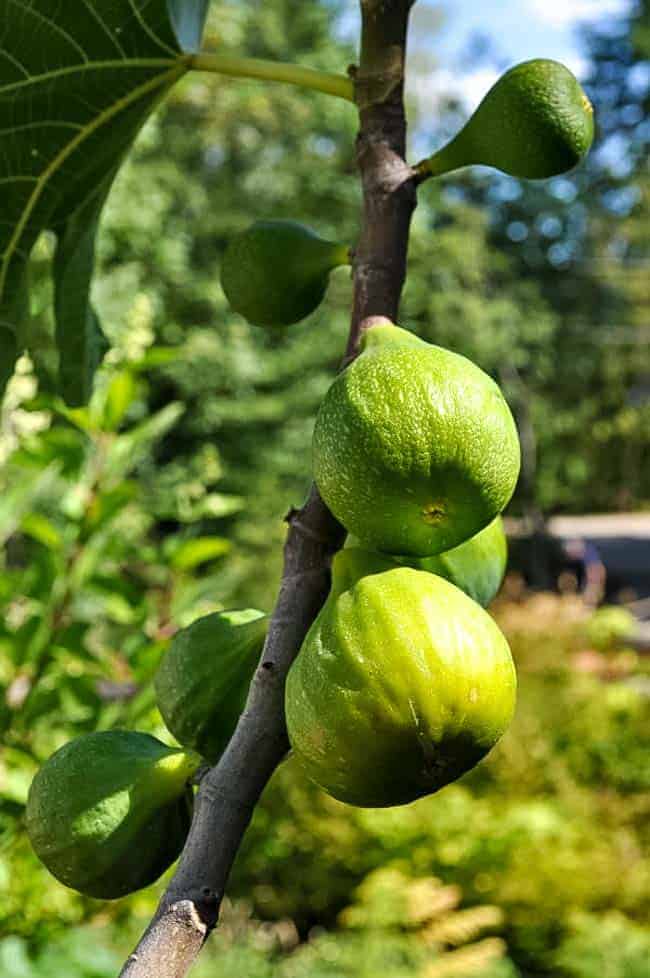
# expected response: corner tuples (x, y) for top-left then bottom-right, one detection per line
(0, 0), (209, 402)
(52, 181), (112, 407)
(0, 261), (27, 394)
(99, 368), (138, 431)
(82, 482), (138, 534)
(0, 465), (61, 548)
(107, 401), (185, 478)
(169, 536), (231, 570)
(19, 513), (63, 551)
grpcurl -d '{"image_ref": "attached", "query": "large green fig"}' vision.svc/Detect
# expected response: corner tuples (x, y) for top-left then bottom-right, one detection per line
(155, 609), (268, 763)
(313, 322), (520, 557)
(398, 516), (507, 607)
(26, 731), (200, 899)
(420, 59), (594, 180)
(286, 550), (517, 808)
(221, 220), (350, 327)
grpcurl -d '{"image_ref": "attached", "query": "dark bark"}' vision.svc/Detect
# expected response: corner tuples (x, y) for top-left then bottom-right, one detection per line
(347, 0), (417, 356)
(119, 3), (418, 975)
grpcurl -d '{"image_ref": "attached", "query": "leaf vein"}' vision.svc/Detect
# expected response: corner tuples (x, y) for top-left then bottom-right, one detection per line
(0, 58), (180, 96)
(0, 63), (185, 295)
(0, 120), (84, 136)
(7, 0), (90, 64)
(0, 176), (38, 185)
(125, 0), (177, 58)
(0, 45), (29, 78)
(79, 0), (127, 58)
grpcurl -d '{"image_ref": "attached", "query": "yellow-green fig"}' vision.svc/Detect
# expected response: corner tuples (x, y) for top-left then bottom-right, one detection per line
(221, 220), (350, 327)
(286, 550), (516, 808)
(26, 731), (200, 899)
(312, 322), (520, 557)
(420, 59), (594, 180)
(398, 516), (508, 607)
(155, 609), (268, 763)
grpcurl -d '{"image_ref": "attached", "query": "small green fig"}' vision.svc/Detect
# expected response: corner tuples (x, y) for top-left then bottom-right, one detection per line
(397, 516), (507, 607)
(286, 550), (516, 808)
(313, 321), (520, 557)
(26, 731), (200, 899)
(420, 59), (594, 180)
(155, 609), (268, 763)
(221, 220), (350, 327)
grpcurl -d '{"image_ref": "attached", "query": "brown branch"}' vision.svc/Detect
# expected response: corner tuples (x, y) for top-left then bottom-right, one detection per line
(118, 3), (418, 975)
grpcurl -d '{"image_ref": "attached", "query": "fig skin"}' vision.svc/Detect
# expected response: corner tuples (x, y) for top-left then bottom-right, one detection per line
(220, 220), (349, 327)
(155, 608), (268, 764)
(313, 323), (520, 557)
(398, 515), (508, 607)
(26, 731), (200, 899)
(286, 550), (516, 808)
(424, 59), (594, 180)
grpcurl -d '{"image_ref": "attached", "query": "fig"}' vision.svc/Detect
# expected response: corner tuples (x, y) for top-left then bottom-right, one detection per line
(420, 59), (594, 180)
(220, 220), (350, 327)
(25, 731), (200, 899)
(285, 550), (516, 808)
(312, 321), (520, 557)
(398, 516), (507, 607)
(155, 609), (268, 763)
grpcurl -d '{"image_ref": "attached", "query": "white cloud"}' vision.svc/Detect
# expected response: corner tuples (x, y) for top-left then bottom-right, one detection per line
(409, 66), (500, 113)
(527, 0), (630, 28)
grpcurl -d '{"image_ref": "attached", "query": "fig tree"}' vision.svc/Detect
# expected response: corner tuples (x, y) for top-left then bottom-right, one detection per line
(312, 321), (520, 557)
(285, 549), (516, 808)
(26, 731), (201, 899)
(155, 609), (268, 763)
(420, 59), (594, 180)
(221, 220), (350, 327)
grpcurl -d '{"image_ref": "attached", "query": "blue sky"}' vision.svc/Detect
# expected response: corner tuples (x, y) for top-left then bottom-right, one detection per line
(426, 0), (630, 69)
(397, 0), (632, 110)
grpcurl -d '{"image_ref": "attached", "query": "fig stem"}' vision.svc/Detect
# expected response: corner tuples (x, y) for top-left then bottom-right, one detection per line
(190, 52), (355, 102)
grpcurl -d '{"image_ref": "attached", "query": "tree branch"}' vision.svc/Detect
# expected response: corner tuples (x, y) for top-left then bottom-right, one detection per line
(119, 3), (418, 975)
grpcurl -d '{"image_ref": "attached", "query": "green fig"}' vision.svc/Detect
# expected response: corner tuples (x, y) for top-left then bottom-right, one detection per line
(312, 322), (520, 558)
(286, 550), (516, 808)
(420, 59), (594, 180)
(26, 731), (200, 899)
(155, 609), (268, 763)
(220, 220), (350, 327)
(397, 516), (507, 607)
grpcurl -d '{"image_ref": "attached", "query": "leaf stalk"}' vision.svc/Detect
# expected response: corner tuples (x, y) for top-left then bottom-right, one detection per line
(190, 52), (354, 102)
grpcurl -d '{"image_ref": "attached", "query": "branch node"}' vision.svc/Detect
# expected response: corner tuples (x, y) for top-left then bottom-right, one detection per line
(289, 516), (337, 547)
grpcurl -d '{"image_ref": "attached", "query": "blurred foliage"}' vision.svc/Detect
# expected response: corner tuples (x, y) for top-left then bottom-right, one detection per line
(585, 604), (637, 650)
(1, 1), (650, 977)
(0, 352), (245, 941)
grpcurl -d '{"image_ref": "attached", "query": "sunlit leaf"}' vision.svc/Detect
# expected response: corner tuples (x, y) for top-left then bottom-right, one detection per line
(107, 401), (185, 477)
(99, 368), (138, 431)
(19, 513), (63, 551)
(169, 536), (231, 570)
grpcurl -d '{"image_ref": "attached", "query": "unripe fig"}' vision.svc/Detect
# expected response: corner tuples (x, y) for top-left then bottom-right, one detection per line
(313, 322), (520, 557)
(155, 609), (268, 763)
(221, 220), (350, 327)
(26, 731), (200, 899)
(421, 59), (594, 180)
(286, 550), (516, 808)
(398, 516), (507, 607)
